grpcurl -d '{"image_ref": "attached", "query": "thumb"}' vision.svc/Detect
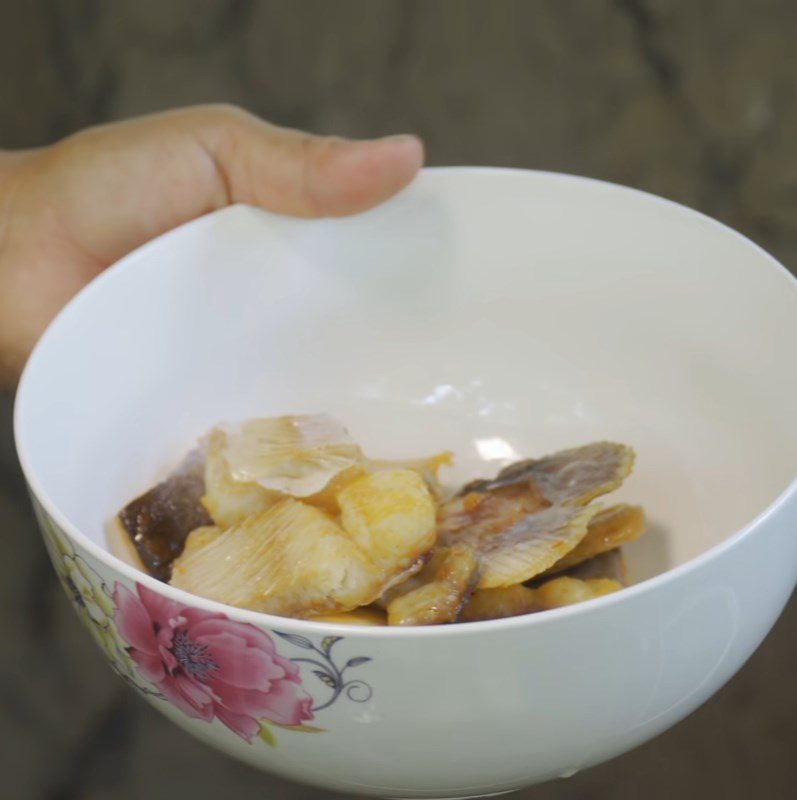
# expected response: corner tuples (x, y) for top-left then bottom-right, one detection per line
(0, 107), (424, 386)
(28, 105), (426, 265)
(193, 105), (425, 217)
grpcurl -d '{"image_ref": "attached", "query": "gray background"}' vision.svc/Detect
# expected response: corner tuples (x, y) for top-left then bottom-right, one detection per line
(1, 2), (795, 798)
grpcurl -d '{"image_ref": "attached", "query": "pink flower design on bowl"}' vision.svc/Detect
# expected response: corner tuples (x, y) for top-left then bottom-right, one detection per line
(113, 582), (314, 741)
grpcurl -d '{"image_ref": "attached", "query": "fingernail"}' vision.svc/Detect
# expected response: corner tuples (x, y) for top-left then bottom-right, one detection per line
(378, 133), (422, 146)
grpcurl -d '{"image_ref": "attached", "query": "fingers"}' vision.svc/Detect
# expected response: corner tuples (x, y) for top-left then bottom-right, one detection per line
(32, 104), (424, 262)
(191, 105), (424, 217)
(0, 106), (425, 388)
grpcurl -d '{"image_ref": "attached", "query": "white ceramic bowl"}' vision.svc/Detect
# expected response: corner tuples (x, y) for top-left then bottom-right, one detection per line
(14, 169), (797, 798)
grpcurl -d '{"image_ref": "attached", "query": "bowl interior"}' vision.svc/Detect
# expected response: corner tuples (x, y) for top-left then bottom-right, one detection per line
(16, 169), (797, 585)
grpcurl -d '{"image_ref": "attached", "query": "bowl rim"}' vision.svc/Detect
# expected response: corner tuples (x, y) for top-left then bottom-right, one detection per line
(14, 166), (797, 638)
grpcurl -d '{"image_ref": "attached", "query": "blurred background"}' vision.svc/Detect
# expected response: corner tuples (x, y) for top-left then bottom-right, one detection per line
(1, 1), (794, 798)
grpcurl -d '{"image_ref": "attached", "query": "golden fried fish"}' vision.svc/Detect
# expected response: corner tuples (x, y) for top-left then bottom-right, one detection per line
(171, 498), (384, 618)
(477, 504), (601, 588)
(311, 607), (388, 626)
(461, 573), (622, 622)
(438, 442), (635, 589)
(222, 414), (364, 497)
(440, 501), (600, 589)
(173, 467), (438, 618)
(459, 584), (540, 622)
(367, 451), (453, 502)
(461, 442), (634, 505)
(542, 504), (644, 576)
(386, 545), (479, 626)
(535, 576), (622, 609)
(116, 414), (644, 627)
(338, 469), (437, 579)
(201, 429), (281, 528)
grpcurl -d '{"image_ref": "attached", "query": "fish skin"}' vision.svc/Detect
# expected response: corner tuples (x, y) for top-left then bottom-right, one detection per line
(438, 442), (635, 589)
(117, 447), (212, 581)
(461, 441), (635, 506)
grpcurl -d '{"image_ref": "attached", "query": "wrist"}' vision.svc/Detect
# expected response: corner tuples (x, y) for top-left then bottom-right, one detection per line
(0, 150), (39, 392)
(0, 150), (34, 246)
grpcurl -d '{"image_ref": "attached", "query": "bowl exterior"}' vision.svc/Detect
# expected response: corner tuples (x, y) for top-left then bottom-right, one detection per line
(29, 486), (796, 798)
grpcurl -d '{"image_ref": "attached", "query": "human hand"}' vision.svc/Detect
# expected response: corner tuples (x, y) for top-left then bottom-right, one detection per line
(0, 105), (424, 389)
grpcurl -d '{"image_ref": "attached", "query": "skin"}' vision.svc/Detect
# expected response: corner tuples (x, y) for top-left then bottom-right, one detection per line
(0, 104), (424, 390)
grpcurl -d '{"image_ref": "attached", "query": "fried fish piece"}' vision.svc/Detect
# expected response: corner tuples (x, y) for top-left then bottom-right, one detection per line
(338, 469), (437, 579)
(386, 545), (479, 626)
(476, 504), (601, 588)
(312, 607), (388, 626)
(173, 466), (438, 619)
(458, 584), (540, 622)
(534, 576), (622, 609)
(461, 573), (622, 622)
(303, 465), (367, 515)
(542, 504), (644, 576)
(440, 500), (600, 589)
(438, 480), (552, 544)
(562, 548), (630, 586)
(438, 442), (635, 589)
(117, 447), (213, 581)
(179, 524), (222, 557)
(460, 572), (622, 622)
(222, 414), (363, 497)
(201, 429), (281, 528)
(171, 498), (384, 618)
(462, 442), (635, 506)
(377, 549), (446, 610)
(367, 451), (453, 501)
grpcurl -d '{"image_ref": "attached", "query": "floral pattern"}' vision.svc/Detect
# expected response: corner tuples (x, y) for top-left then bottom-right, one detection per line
(36, 506), (149, 694)
(33, 500), (375, 746)
(274, 632), (373, 710)
(113, 582), (314, 740)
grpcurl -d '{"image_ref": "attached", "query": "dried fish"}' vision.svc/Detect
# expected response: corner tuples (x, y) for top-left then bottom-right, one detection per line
(459, 584), (540, 622)
(338, 469), (437, 577)
(310, 607), (387, 626)
(386, 546), (479, 626)
(117, 448), (212, 581)
(562, 548), (630, 586)
(201, 429), (281, 527)
(542, 504), (644, 576)
(462, 442), (634, 506)
(461, 573), (622, 622)
(115, 413), (644, 625)
(171, 498), (384, 618)
(223, 414), (363, 497)
(535, 576), (622, 609)
(438, 442), (635, 589)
